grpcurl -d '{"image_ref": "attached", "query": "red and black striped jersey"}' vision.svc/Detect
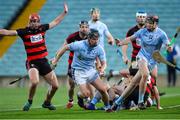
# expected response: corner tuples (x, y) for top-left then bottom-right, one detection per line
(145, 76), (156, 96)
(126, 25), (141, 61)
(66, 31), (86, 65)
(16, 24), (49, 61)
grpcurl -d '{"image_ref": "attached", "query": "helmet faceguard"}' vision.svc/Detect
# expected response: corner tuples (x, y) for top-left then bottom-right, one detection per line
(146, 15), (159, 31)
(88, 29), (99, 47)
(146, 15), (159, 24)
(88, 29), (99, 39)
(79, 20), (89, 37)
(79, 20), (89, 27)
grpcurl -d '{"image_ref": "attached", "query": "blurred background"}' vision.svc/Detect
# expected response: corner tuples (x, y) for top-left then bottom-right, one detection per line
(0, 0), (180, 87)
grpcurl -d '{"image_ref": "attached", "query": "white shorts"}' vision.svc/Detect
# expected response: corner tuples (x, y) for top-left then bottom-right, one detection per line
(71, 68), (99, 85)
(137, 52), (157, 71)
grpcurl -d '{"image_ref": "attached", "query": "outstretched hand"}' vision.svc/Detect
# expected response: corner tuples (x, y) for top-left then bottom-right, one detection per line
(108, 40), (114, 45)
(115, 38), (122, 46)
(49, 58), (57, 70)
(97, 66), (105, 77)
(122, 56), (129, 65)
(64, 2), (68, 13)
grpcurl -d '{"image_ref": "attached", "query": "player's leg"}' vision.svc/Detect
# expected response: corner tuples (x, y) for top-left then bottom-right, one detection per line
(23, 68), (39, 111)
(77, 84), (91, 108)
(85, 90), (102, 110)
(172, 67), (176, 86)
(119, 68), (130, 78)
(108, 87), (117, 105)
(137, 59), (149, 109)
(91, 78), (112, 112)
(42, 70), (59, 110)
(152, 85), (162, 109)
(73, 69), (91, 108)
(113, 71), (141, 107)
(167, 65), (171, 87)
(66, 76), (75, 109)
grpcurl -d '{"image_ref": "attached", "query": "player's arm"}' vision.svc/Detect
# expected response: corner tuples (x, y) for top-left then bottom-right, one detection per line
(106, 32), (114, 45)
(98, 48), (107, 75)
(53, 45), (69, 64)
(99, 60), (107, 76)
(121, 43), (129, 64)
(49, 2), (68, 29)
(121, 31), (131, 64)
(104, 25), (114, 45)
(116, 35), (136, 46)
(63, 40), (68, 46)
(0, 29), (17, 36)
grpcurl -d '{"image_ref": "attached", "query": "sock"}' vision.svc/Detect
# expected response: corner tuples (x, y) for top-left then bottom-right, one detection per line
(28, 99), (32, 104)
(104, 102), (110, 107)
(69, 99), (73, 102)
(138, 93), (144, 104)
(115, 96), (123, 105)
(77, 91), (83, 98)
(104, 102), (111, 109)
(91, 97), (99, 105)
(109, 101), (113, 106)
(112, 71), (119, 76)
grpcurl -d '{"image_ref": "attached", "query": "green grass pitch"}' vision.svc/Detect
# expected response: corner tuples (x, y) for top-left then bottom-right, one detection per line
(0, 86), (180, 119)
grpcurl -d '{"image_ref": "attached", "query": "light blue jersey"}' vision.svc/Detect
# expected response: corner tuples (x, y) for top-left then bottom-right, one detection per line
(68, 40), (106, 71)
(88, 20), (110, 48)
(133, 27), (170, 70)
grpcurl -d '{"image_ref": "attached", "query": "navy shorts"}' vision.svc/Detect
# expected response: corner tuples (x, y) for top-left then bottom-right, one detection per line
(26, 58), (52, 76)
(67, 64), (72, 78)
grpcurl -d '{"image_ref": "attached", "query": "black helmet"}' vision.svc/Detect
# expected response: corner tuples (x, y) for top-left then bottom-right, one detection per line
(79, 20), (89, 26)
(153, 15), (159, 24)
(88, 29), (99, 39)
(146, 15), (159, 24)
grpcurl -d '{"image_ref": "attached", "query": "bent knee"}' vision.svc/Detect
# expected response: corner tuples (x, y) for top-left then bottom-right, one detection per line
(51, 82), (59, 90)
(69, 82), (75, 89)
(142, 73), (149, 79)
(31, 80), (39, 86)
(82, 91), (91, 98)
(99, 86), (108, 94)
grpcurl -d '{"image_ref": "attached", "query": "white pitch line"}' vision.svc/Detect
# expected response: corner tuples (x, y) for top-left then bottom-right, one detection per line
(0, 104), (66, 112)
(161, 93), (180, 98)
(164, 104), (180, 109)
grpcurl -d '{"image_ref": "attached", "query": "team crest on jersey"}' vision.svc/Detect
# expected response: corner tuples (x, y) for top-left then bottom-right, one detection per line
(30, 34), (43, 43)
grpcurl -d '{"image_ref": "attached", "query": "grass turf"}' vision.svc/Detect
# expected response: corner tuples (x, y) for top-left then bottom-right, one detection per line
(0, 86), (180, 119)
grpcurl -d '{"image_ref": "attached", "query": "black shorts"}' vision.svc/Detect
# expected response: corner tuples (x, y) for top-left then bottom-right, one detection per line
(124, 86), (149, 108)
(124, 86), (139, 107)
(129, 65), (138, 76)
(129, 58), (138, 76)
(26, 58), (52, 76)
(67, 64), (72, 78)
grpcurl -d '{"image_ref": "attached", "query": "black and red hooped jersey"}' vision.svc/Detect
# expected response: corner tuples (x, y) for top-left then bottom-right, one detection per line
(66, 31), (86, 65)
(145, 76), (156, 96)
(126, 25), (141, 60)
(17, 24), (49, 61)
